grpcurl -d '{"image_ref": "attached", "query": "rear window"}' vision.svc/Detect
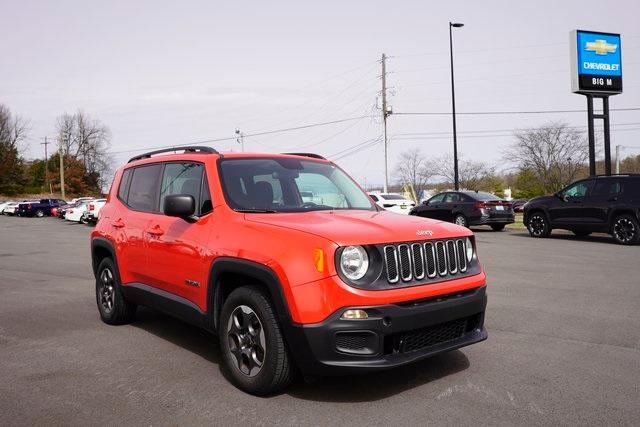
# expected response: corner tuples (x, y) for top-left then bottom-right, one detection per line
(467, 192), (501, 201)
(380, 194), (405, 200)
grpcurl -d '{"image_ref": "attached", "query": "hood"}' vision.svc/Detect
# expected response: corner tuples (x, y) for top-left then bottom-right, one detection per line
(245, 209), (472, 246)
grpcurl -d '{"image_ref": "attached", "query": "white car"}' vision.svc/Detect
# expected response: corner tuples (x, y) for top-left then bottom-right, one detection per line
(0, 201), (16, 215)
(2, 200), (35, 215)
(369, 192), (416, 214)
(64, 201), (92, 223)
(84, 199), (106, 224)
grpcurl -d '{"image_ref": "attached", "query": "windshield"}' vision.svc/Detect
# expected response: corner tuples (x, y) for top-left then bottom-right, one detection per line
(219, 158), (375, 212)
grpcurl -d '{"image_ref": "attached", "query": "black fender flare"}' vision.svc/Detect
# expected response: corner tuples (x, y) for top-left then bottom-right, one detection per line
(206, 257), (293, 332)
(91, 237), (119, 279)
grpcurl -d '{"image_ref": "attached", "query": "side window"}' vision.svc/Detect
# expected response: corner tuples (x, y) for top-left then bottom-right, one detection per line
(127, 164), (162, 212)
(159, 163), (204, 213)
(561, 181), (593, 198)
(118, 169), (133, 203)
(428, 194), (445, 205)
(370, 194), (379, 202)
(444, 193), (460, 203)
(593, 180), (622, 197)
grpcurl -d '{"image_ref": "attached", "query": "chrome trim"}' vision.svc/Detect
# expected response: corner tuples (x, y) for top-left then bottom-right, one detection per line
(384, 245), (399, 284)
(457, 239), (467, 272)
(411, 243), (425, 280)
(397, 244), (412, 282)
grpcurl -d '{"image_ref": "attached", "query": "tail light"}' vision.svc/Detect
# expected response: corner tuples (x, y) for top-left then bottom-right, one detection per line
(89, 204), (95, 211)
(27, 204), (32, 209)
(474, 202), (487, 209)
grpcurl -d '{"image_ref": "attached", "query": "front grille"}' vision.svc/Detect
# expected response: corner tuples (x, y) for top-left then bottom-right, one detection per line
(335, 333), (367, 351)
(385, 315), (479, 354)
(383, 239), (470, 285)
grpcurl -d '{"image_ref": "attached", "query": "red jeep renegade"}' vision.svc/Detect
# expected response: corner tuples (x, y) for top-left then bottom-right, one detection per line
(91, 146), (487, 395)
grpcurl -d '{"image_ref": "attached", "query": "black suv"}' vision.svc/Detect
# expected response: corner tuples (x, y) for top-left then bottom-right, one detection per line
(410, 191), (514, 231)
(523, 175), (640, 245)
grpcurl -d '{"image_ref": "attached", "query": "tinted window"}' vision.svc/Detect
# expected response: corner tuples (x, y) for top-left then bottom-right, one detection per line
(381, 194), (405, 200)
(127, 164), (162, 212)
(593, 180), (623, 197)
(369, 194), (379, 202)
(561, 180), (593, 198)
(160, 163), (204, 213)
(444, 193), (460, 203)
(466, 192), (500, 201)
(428, 194), (445, 204)
(118, 169), (133, 202)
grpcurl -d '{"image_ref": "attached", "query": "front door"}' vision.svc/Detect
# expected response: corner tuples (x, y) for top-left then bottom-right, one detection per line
(145, 162), (213, 310)
(548, 180), (594, 225)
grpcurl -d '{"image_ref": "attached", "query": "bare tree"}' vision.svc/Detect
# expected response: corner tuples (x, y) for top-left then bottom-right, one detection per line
(395, 148), (435, 199)
(56, 111), (113, 191)
(504, 122), (588, 193)
(431, 153), (495, 191)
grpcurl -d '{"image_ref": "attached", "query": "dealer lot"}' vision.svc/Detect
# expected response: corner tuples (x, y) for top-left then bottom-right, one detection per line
(0, 216), (638, 425)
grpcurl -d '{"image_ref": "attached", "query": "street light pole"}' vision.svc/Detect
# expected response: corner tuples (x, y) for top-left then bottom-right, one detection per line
(449, 22), (464, 190)
(235, 128), (244, 152)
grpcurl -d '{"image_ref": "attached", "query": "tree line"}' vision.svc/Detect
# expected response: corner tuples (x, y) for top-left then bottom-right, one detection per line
(0, 104), (112, 196)
(394, 121), (640, 200)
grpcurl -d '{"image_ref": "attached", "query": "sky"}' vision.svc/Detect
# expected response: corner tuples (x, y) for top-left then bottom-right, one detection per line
(1, 0), (639, 188)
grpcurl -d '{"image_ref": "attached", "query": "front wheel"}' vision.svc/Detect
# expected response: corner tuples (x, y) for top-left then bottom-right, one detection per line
(220, 286), (295, 395)
(35, 209), (44, 218)
(527, 212), (551, 238)
(611, 214), (640, 245)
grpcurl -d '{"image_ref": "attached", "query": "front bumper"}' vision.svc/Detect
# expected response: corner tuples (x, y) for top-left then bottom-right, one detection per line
(285, 285), (487, 375)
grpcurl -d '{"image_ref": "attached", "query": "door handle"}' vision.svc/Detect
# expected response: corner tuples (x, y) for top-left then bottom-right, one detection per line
(111, 218), (125, 228)
(147, 225), (164, 236)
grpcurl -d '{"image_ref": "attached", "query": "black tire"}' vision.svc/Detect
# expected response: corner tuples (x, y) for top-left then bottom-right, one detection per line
(527, 212), (551, 238)
(220, 286), (295, 395)
(35, 209), (44, 218)
(611, 214), (640, 245)
(491, 224), (506, 231)
(454, 214), (468, 228)
(572, 230), (592, 237)
(95, 258), (136, 325)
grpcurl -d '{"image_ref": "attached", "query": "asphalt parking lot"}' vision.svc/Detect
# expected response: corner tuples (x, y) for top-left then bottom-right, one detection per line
(1, 216), (639, 426)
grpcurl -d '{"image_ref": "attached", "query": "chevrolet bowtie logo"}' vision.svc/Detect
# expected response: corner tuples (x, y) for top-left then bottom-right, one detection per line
(585, 39), (618, 55)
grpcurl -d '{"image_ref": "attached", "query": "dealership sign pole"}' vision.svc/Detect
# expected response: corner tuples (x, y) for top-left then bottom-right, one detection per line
(571, 30), (622, 176)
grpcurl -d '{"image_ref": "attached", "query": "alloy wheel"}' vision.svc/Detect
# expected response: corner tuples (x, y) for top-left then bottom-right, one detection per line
(226, 305), (266, 377)
(613, 218), (636, 244)
(529, 215), (546, 236)
(455, 215), (467, 227)
(99, 268), (115, 314)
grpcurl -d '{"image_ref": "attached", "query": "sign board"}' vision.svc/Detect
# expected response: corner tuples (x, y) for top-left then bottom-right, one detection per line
(571, 30), (622, 94)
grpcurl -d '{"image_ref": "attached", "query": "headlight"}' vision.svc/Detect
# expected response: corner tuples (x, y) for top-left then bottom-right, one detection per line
(465, 237), (474, 262)
(339, 246), (369, 281)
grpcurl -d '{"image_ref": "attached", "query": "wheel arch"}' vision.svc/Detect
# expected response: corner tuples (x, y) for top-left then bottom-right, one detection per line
(91, 237), (118, 279)
(207, 257), (292, 333)
(609, 208), (640, 225)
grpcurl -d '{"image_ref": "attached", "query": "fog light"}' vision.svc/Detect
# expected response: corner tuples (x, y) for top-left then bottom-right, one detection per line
(341, 309), (368, 320)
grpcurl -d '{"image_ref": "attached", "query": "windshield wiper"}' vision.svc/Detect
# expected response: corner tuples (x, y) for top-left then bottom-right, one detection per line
(235, 208), (278, 213)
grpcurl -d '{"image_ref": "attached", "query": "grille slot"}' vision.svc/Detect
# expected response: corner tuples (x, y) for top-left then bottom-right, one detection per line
(424, 242), (437, 278)
(456, 239), (467, 272)
(398, 244), (412, 281)
(384, 246), (399, 283)
(386, 315), (479, 354)
(446, 240), (458, 274)
(411, 243), (425, 280)
(435, 241), (447, 276)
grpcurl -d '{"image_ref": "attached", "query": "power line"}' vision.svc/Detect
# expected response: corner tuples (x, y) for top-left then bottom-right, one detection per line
(394, 107), (640, 116)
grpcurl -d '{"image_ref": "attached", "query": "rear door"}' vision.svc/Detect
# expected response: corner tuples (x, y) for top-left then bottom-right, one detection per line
(582, 179), (624, 224)
(145, 162), (213, 309)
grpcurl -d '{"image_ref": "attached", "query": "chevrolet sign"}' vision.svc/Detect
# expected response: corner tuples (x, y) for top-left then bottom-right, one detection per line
(571, 30), (622, 94)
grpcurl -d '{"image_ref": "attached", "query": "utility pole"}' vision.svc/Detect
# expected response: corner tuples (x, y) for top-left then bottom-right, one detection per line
(59, 139), (66, 200)
(381, 53), (389, 193)
(449, 22), (464, 190)
(615, 144), (622, 174)
(235, 128), (245, 152)
(41, 137), (50, 194)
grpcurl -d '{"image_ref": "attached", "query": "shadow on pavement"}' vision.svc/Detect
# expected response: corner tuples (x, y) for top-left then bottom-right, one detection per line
(286, 350), (470, 402)
(507, 230), (617, 245)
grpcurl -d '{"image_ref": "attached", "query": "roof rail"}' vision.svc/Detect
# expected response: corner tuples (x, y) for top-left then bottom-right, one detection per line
(128, 146), (220, 163)
(283, 152), (326, 160)
(594, 173), (640, 177)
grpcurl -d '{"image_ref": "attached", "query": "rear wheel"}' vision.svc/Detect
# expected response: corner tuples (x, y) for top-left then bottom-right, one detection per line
(611, 214), (640, 245)
(491, 224), (506, 231)
(220, 286), (295, 395)
(95, 258), (136, 325)
(527, 212), (551, 238)
(454, 214), (468, 228)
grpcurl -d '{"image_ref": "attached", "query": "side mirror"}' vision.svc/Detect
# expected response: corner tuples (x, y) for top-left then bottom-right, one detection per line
(163, 194), (195, 219)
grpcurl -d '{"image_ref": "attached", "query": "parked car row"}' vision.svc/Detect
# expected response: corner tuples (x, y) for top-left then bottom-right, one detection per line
(0, 196), (106, 225)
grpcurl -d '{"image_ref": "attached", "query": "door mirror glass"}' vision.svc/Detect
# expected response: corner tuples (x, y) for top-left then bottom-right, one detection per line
(163, 194), (195, 218)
